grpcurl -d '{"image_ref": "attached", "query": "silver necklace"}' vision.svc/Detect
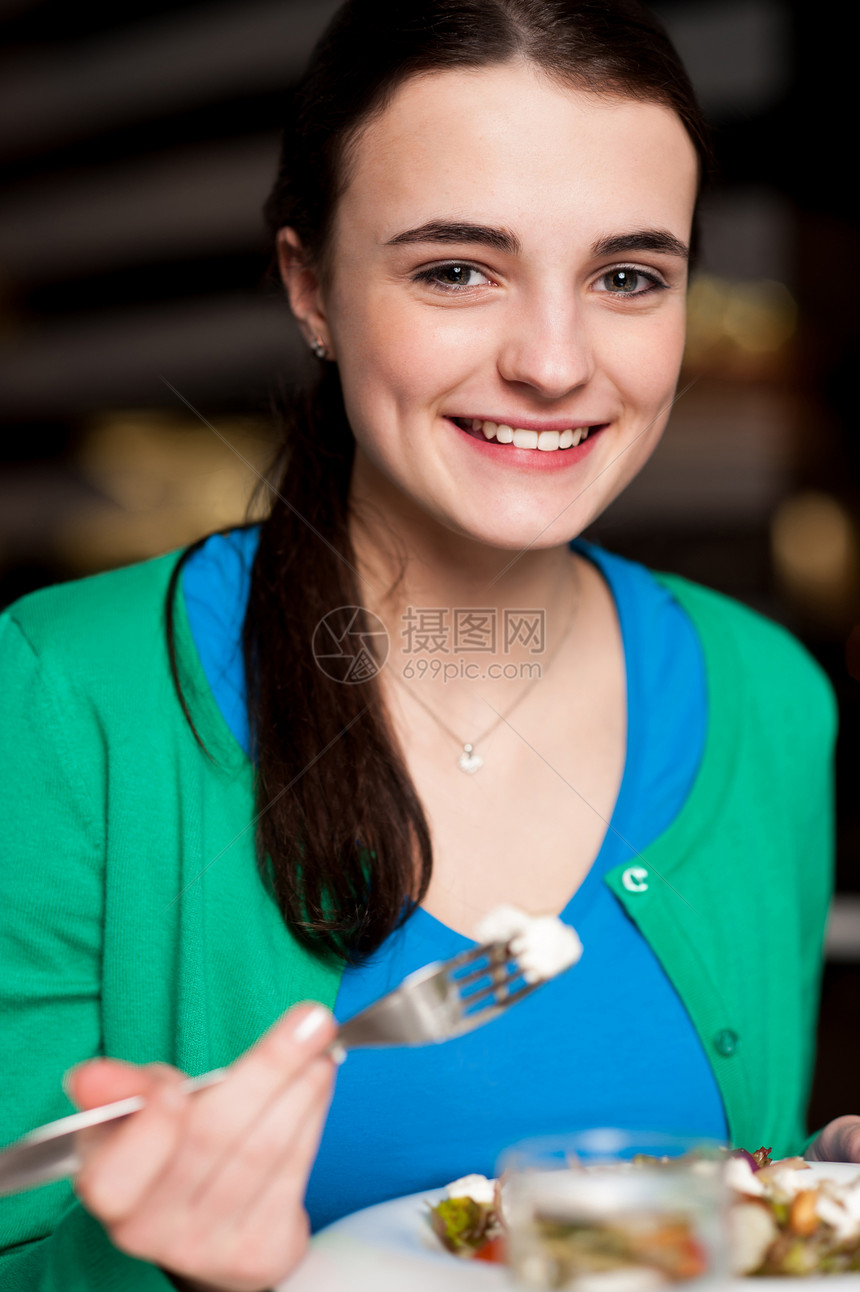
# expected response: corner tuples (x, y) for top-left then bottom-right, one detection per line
(385, 561), (581, 774)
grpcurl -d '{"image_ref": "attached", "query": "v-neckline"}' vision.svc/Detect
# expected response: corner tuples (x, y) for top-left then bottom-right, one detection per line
(414, 538), (637, 944)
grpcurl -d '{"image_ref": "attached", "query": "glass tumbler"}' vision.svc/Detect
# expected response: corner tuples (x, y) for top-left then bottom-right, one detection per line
(499, 1128), (729, 1291)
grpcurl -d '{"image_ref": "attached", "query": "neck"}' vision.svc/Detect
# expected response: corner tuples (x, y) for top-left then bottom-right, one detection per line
(347, 449), (585, 729)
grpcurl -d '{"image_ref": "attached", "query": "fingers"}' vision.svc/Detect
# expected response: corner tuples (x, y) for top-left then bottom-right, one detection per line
(807, 1114), (860, 1163)
(192, 1054), (334, 1225)
(139, 1057), (334, 1286)
(242, 1060), (334, 1223)
(840, 1117), (860, 1163)
(144, 1005), (338, 1209)
(74, 1065), (187, 1220)
(228, 1003), (337, 1091)
(65, 1057), (163, 1110)
(67, 1002), (340, 1291)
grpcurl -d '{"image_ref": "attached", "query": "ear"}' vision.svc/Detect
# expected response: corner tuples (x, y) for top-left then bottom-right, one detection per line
(276, 227), (334, 359)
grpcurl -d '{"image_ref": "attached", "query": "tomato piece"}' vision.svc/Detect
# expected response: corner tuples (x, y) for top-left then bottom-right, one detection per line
(474, 1236), (507, 1263)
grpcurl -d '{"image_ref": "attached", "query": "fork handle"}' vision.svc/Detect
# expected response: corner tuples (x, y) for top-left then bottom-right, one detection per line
(0, 1052), (343, 1199)
(49, 1038), (347, 1145)
(24, 1035), (348, 1152)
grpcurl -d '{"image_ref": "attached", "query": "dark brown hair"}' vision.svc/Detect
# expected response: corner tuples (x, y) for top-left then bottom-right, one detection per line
(167, 0), (711, 963)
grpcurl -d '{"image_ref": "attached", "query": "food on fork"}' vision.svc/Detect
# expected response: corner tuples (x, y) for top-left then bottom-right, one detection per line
(474, 906), (583, 983)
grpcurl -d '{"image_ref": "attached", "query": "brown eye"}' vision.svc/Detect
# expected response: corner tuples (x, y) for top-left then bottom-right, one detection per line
(596, 267), (664, 296)
(606, 269), (640, 292)
(412, 262), (491, 291)
(439, 264), (472, 285)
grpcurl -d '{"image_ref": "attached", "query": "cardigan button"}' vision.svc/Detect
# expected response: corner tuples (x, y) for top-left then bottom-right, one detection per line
(621, 866), (649, 893)
(714, 1029), (739, 1057)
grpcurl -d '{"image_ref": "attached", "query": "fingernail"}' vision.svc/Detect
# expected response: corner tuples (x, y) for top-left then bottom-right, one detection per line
(294, 1004), (331, 1043)
(329, 1042), (348, 1066)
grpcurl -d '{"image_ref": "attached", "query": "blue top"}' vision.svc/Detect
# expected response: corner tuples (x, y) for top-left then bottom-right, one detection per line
(182, 525), (727, 1231)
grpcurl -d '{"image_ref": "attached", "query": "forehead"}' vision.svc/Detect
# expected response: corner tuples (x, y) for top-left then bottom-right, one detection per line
(335, 60), (698, 250)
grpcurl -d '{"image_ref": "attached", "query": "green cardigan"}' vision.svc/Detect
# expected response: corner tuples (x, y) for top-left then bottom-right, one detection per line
(0, 546), (837, 1290)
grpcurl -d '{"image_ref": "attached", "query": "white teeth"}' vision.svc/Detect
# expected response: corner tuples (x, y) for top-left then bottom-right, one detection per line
(512, 428), (538, 449)
(458, 418), (599, 451)
(537, 431), (560, 452)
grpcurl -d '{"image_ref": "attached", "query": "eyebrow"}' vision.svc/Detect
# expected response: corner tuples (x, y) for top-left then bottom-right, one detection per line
(383, 221), (688, 261)
(591, 230), (689, 260)
(384, 221), (521, 255)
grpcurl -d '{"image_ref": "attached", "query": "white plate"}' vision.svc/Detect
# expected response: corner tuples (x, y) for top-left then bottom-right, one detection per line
(279, 1163), (860, 1291)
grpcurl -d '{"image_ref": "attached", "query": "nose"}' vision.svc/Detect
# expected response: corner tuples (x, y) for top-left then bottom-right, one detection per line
(496, 290), (595, 400)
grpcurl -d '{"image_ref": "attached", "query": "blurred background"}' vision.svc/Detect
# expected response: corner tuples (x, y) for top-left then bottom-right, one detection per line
(1, 0), (857, 1129)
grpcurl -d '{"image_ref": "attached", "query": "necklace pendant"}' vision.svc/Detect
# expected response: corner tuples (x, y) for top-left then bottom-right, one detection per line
(458, 743), (484, 775)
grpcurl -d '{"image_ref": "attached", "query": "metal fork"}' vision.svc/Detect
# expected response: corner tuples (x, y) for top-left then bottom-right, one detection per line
(337, 936), (537, 1047)
(0, 937), (539, 1197)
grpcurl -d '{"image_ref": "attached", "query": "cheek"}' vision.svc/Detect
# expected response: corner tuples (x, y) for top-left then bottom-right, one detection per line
(597, 302), (687, 402)
(591, 305), (687, 492)
(330, 278), (484, 423)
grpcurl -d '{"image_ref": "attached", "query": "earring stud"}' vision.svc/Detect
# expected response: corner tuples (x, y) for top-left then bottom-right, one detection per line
(310, 336), (328, 360)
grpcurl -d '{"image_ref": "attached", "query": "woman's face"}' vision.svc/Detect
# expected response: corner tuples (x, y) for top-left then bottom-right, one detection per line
(285, 60), (698, 551)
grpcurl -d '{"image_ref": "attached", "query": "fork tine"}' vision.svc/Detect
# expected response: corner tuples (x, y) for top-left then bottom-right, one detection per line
(457, 968), (525, 1013)
(444, 941), (507, 976)
(452, 981), (541, 1035)
(452, 952), (515, 991)
(336, 936), (554, 1050)
(395, 941), (500, 996)
(402, 940), (510, 997)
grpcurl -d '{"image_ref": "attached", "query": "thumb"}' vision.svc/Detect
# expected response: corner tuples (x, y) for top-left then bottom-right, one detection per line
(64, 1058), (177, 1111)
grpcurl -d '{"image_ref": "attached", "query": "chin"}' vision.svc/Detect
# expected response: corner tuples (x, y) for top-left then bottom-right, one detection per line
(431, 508), (583, 553)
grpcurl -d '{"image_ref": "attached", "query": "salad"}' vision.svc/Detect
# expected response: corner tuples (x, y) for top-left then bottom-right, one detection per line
(428, 1174), (507, 1262)
(428, 1170), (706, 1285)
(428, 1149), (860, 1278)
(726, 1150), (860, 1275)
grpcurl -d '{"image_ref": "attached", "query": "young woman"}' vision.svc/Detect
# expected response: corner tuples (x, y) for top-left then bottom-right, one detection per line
(0, 2), (853, 1290)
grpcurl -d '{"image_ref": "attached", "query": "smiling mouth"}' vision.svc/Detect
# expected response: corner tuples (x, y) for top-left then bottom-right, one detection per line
(450, 416), (605, 452)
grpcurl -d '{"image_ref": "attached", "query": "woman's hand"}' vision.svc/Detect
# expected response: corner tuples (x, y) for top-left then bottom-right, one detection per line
(804, 1114), (860, 1163)
(65, 1002), (338, 1292)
